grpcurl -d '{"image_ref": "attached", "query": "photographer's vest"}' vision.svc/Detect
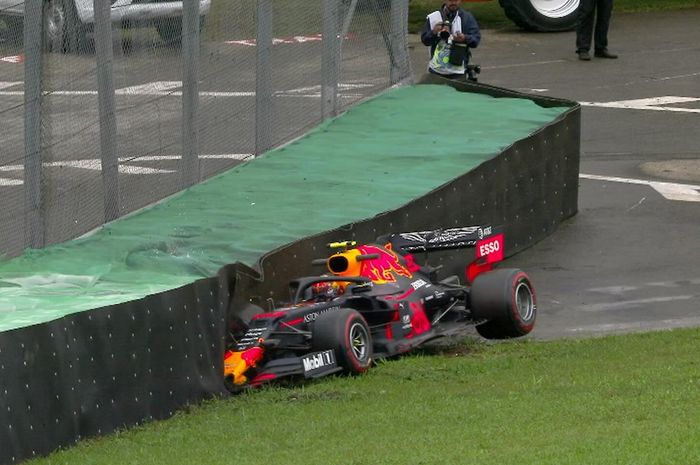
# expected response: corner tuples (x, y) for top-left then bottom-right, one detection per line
(427, 10), (467, 75)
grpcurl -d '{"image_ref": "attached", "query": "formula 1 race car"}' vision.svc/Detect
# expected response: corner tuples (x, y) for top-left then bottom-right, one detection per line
(224, 226), (536, 390)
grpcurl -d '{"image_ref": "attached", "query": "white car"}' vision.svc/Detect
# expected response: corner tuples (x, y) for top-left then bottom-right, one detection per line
(0, 0), (211, 52)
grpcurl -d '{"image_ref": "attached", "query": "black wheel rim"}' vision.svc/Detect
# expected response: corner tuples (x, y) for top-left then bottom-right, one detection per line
(349, 322), (369, 362)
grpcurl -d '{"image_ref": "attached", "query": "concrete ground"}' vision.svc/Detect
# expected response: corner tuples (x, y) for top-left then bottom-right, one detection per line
(410, 8), (700, 339)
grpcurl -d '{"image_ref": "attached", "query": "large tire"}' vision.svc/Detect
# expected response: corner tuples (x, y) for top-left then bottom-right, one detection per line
(155, 16), (206, 47)
(154, 18), (182, 46)
(43, 0), (88, 53)
(42, 0), (65, 52)
(499, 0), (580, 32)
(312, 308), (372, 374)
(471, 268), (537, 339)
(63, 0), (89, 53)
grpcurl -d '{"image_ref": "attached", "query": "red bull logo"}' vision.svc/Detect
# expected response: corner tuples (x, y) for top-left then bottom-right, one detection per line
(357, 245), (413, 283)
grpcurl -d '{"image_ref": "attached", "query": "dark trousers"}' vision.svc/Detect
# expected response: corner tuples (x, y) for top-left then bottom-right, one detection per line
(576, 0), (613, 52)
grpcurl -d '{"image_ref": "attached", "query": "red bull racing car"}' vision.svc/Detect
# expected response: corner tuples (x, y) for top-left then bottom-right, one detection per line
(224, 226), (536, 390)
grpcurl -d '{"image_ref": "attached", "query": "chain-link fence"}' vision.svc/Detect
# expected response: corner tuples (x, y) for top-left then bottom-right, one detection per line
(0, 0), (411, 259)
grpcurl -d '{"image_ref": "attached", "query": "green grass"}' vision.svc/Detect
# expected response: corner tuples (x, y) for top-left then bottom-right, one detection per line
(29, 328), (700, 465)
(408, 0), (700, 32)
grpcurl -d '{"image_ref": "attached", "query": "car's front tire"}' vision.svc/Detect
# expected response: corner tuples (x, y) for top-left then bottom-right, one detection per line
(471, 268), (537, 339)
(312, 308), (372, 374)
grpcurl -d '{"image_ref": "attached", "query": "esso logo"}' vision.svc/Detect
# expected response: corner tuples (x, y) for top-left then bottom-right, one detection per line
(476, 234), (505, 263)
(479, 240), (500, 256)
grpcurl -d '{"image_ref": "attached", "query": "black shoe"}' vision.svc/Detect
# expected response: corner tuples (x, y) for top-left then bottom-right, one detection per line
(594, 49), (618, 59)
(577, 50), (591, 61)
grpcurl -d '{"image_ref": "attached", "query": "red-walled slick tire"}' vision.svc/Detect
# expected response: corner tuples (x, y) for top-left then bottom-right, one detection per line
(470, 268), (537, 339)
(313, 308), (372, 374)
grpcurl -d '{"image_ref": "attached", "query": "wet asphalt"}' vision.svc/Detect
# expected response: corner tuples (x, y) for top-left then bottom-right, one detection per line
(1, 9), (698, 340)
(410, 8), (700, 339)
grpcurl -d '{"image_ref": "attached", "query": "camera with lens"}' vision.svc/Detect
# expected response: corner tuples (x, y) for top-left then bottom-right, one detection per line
(438, 20), (451, 41)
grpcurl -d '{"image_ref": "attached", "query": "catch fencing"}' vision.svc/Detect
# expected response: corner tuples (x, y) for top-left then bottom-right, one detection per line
(0, 0), (411, 259)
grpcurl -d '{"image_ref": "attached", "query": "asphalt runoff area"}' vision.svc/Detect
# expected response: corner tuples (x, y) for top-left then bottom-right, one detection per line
(411, 8), (700, 339)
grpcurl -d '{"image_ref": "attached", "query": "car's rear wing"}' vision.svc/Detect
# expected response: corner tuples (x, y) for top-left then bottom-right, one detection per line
(378, 226), (498, 253)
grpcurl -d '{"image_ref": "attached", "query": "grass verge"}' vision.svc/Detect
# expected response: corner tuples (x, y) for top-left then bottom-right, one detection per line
(408, 0), (700, 32)
(28, 327), (700, 465)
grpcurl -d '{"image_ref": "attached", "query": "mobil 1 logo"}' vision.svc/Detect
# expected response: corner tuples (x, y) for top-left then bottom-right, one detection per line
(302, 349), (338, 378)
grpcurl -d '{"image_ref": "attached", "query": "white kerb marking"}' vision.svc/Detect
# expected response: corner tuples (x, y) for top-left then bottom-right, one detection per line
(0, 81), (22, 90)
(580, 173), (700, 203)
(581, 96), (700, 114)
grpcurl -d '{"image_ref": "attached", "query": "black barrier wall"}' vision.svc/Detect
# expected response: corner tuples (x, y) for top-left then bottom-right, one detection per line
(0, 277), (227, 464)
(227, 78), (580, 318)
(0, 80), (579, 464)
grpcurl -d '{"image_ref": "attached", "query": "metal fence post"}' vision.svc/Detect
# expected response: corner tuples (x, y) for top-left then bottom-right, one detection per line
(390, 0), (412, 85)
(255, 0), (273, 155)
(322, 0), (340, 120)
(94, 0), (120, 222)
(23, 0), (44, 249)
(341, 0), (359, 39)
(182, 0), (201, 186)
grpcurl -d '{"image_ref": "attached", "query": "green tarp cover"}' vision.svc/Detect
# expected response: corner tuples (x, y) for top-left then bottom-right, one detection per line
(0, 85), (569, 332)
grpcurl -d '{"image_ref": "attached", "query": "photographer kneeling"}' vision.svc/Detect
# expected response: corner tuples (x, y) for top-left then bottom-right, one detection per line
(420, 0), (481, 81)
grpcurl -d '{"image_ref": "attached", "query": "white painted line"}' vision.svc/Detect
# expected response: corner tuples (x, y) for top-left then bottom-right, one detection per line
(0, 89), (257, 98)
(587, 285), (639, 295)
(579, 295), (695, 312)
(0, 81), (21, 90)
(224, 33), (355, 47)
(0, 178), (23, 187)
(119, 166), (175, 175)
(42, 160), (175, 174)
(0, 89), (361, 98)
(649, 181), (700, 202)
(115, 81), (182, 95)
(225, 34), (324, 46)
(581, 95), (700, 113)
(0, 80), (376, 99)
(654, 71), (700, 81)
(582, 103), (700, 114)
(120, 154), (252, 162)
(595, 96), (700, 106)
(580, 173), (652, 186)
(580, 173), (700, 202)
(0, 154), (253, 183)
(587, 278), (700, 295)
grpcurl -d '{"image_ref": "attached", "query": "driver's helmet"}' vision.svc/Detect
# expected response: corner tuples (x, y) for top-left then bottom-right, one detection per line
(311, 280), (345, 301)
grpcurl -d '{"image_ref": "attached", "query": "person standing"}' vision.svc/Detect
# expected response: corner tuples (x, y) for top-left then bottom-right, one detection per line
(576, 0), (617, 61)
(421, 0), (481, 79)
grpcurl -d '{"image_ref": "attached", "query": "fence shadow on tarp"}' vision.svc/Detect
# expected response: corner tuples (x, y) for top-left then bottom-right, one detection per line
(0, 78), (579, 465)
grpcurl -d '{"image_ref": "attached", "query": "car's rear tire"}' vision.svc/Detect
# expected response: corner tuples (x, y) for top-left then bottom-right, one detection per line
(499, 0), (580, 32)
(471, 268), (537, 339)
(312, 308), (372, 374)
